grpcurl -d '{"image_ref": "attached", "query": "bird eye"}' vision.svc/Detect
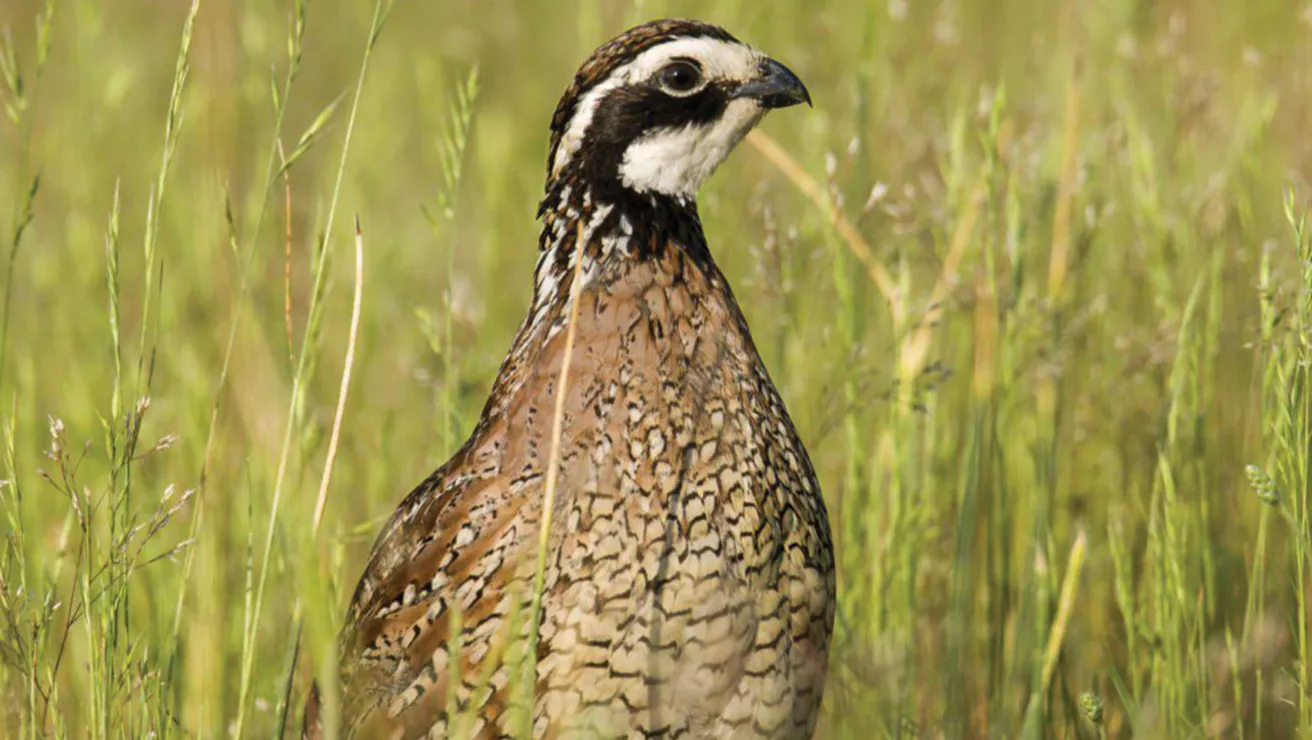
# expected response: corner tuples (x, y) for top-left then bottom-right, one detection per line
(657, 61), (703, 95)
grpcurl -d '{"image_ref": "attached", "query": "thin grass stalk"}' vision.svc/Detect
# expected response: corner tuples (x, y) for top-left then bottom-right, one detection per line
(233, 2), (393, 734)
(946, 405), (985, 735)
(1245, 242), (1277, 652)
(272, 218), (365, 740)
(114, 26), (200, 654)
(311, 217), (364, 531)
(745, 130), (898, 315)
(1019, 531), (1087, 738)
(97, 183), (122, 739)
(0, 417), (30, 736)
(131, 0), (199, 408)
(897, 175), (984, 386)
(523, 213), (599, 735)
(280, 139), (296, 365)
(419, 66), (479, 456)
(1018, 45), (1082, 731)
(1284, 191), (1312, 733)
(825, 175), (860, 626)
(169, 0), (310, 667)
(0, 0), (54, 395)
(86, 6), (199, 736)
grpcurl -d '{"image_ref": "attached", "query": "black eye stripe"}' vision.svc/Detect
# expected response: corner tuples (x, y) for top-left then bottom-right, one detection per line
(601, 85), (729, 139)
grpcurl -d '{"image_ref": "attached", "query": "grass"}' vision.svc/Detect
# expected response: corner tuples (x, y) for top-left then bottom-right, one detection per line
(1, 0), (1311, 737)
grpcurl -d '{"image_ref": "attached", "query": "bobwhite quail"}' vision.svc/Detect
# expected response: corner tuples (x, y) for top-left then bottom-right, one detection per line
(307, 18), (835, 740)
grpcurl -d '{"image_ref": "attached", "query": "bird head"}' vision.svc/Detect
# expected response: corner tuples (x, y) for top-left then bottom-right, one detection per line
(546, 19), (810, 202)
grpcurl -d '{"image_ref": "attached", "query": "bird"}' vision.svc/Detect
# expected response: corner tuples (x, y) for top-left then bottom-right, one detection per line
(305, 18), (835, 740)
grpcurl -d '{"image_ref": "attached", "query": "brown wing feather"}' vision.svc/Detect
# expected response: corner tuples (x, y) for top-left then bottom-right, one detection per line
(335, 283), (627, 737)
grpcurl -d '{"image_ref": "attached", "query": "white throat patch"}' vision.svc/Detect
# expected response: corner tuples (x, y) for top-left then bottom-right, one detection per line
(551, 36), (764, 182)
(617, 98), (765, 196)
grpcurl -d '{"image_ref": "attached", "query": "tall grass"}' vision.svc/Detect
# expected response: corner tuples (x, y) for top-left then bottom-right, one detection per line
(1, 0), (1311, 737)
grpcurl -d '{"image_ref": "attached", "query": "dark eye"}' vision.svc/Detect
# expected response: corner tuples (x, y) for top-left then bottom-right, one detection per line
(657, 61), (703, 95)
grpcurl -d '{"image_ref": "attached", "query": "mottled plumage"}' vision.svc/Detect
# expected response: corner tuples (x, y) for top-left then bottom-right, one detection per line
(307, 18), (834, 739)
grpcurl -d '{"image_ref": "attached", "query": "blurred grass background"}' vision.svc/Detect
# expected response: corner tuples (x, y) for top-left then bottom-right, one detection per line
(1, 0), (1311, 737)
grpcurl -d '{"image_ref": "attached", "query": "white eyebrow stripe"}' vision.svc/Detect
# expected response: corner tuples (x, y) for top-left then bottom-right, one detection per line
(550, 36), (761, 178)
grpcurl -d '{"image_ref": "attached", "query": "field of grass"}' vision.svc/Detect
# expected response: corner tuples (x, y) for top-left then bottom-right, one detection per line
(1, 0), (1310, 737)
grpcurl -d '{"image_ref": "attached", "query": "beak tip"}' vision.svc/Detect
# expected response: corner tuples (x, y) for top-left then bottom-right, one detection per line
(769, 58), (809, 110)
(735, 57), (812, 110)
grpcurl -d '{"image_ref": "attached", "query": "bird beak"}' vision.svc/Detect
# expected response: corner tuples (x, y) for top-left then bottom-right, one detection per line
(731, 58), (812, 109)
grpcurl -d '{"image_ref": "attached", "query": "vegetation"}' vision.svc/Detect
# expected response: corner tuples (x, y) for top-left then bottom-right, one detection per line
(1, 0), (1310, 736)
